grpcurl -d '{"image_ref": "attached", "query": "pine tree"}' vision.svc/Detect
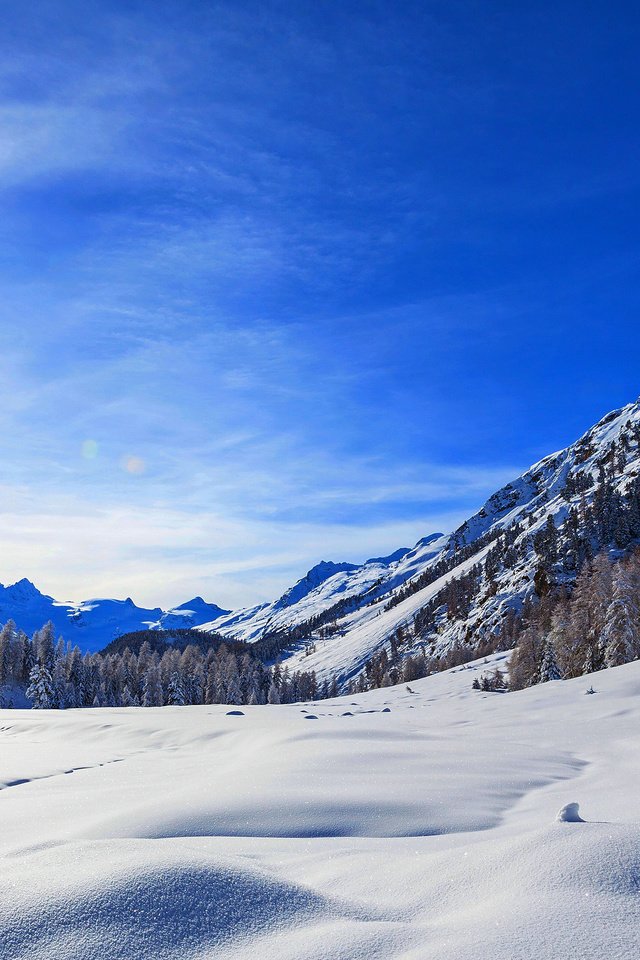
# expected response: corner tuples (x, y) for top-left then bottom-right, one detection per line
(52, 659), (68, 708)
(26, 661), (55, 709)
(142, 664), (164, 707)
(509, 621), (543, 690)
(121, 685), (138, 707)
(204, 662), (218, 704)
(565, 554), (612, 677)
(0, 620), (16, 686)
(539, 638), (562, 682)
(602, 564), (640, 667)
(167, 671), (186, 706)
(35, 622), (56, 672)
(136, 641), (154, 698)
(226, 673), (241, 704)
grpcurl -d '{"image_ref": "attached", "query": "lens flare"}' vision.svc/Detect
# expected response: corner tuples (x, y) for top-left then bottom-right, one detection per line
(122, 455), (145, 475)
(81, 439), (99, 460)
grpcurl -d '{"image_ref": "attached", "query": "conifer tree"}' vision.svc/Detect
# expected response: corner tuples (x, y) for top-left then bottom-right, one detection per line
(121, 685), (138, 707)
(26, 661), (55, 709)
(539, 638), (562, 682)
(167, 671), (186, 706)
(602, 566), (640, 667)
(142, 664), (164, 707)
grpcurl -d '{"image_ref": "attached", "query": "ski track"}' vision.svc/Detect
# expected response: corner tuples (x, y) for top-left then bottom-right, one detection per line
(0, 757), (126, 792)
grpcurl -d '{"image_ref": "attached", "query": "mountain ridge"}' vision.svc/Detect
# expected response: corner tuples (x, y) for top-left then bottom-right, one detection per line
(264, 397), (640, 685)
(1, 398), (640, 670)
(0, 582), (231, 654)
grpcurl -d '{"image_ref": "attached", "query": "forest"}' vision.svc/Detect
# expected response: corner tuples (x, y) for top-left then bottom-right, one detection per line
(0, 625), (334, 709)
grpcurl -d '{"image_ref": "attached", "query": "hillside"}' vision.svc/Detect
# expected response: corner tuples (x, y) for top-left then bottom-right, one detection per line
(204, 536), (445, 643)
(204, 398), (640, 686)
(1, 398), (640, 687)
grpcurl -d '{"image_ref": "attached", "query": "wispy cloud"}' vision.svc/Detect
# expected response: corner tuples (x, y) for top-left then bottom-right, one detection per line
(0, 482), (470, 607)
(1, 1), (636, 606)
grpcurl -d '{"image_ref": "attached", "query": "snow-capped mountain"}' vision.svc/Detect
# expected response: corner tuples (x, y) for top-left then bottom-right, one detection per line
(260, 397), (640, 684)
(0, 582), (229, 653)
(2, 398), (640, 672)
(200, 536), (445, 643)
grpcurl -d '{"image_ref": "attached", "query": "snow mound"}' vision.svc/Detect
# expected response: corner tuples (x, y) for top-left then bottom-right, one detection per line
(556, 801), (585, 823)
(0, 841), (333, 960)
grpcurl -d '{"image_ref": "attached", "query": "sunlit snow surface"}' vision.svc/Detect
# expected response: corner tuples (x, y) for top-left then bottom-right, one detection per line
(1, 653), (639, 959)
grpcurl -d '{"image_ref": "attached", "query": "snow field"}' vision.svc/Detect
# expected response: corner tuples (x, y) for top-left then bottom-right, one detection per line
(1, 652), (640, 959)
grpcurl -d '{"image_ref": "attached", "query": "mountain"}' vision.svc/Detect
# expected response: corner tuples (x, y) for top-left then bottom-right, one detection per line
(202, 397), (640, 685)
(275, 560), (360, 609)
(0, 583), (229, 653)
(1, 398), (640, 673)
(201, 535), (445, 644)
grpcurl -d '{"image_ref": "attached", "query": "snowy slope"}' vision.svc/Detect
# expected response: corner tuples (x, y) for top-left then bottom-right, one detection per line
(202, 535), (446, 642)
(276, 398), (640, 683)
(2, 398), (640, 669)
(2, 655), (639, 959)
(0, 580), (229, 653)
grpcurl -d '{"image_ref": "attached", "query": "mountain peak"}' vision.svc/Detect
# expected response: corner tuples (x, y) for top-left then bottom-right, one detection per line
(364, 547), (411, 566)
(416, 533), (445, 548)
(275, 560), (358, 610)
(5, 578), (43, 600)
(172, 597), (230, 615)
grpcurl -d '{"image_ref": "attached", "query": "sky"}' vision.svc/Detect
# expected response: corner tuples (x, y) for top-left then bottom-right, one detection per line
(1, 0), (640, 608)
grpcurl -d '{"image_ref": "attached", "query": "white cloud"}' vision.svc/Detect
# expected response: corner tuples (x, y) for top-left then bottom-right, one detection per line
(0, 484), (469, 608)
(0, 103), (130, 185)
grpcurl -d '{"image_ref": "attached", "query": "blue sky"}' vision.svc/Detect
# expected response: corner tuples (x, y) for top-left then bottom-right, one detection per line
(1, 0), (640, 607)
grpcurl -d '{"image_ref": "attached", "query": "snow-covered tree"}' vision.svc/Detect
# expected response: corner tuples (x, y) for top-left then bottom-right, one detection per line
(539, 637), (562, 682)
(34, 621), (56, 672)
(167, 671), (186, 706)
(602, 566), (640, 667)
(52, 658), (68, 708)
(226, 673), (241, 705)
(0, 620), (16, 686)
(142, 664), (164, 707)
(26, 661), (55, 709)
(121, 685), (139, 707)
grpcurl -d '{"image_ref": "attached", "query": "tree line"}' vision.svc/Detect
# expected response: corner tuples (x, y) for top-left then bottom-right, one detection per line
(345, 427), (640, 694)
(0, 624), (335, 709)
(509, 548), (640, 689)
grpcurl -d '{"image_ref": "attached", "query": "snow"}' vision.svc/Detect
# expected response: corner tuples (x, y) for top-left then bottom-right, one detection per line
(0, 582), (230, 653)
(281, 538), (495, 682)
(2, 654), (640, 958)
(200, 535), (448, 644)
(275, 561), (360, 609)
(1, 399), (640, 673)
(247, 398), (640, 683)
(556, 801), (585, 822)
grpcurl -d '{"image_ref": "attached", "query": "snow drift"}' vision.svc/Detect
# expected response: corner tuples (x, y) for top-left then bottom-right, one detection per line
(2, 653), (640, 959)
